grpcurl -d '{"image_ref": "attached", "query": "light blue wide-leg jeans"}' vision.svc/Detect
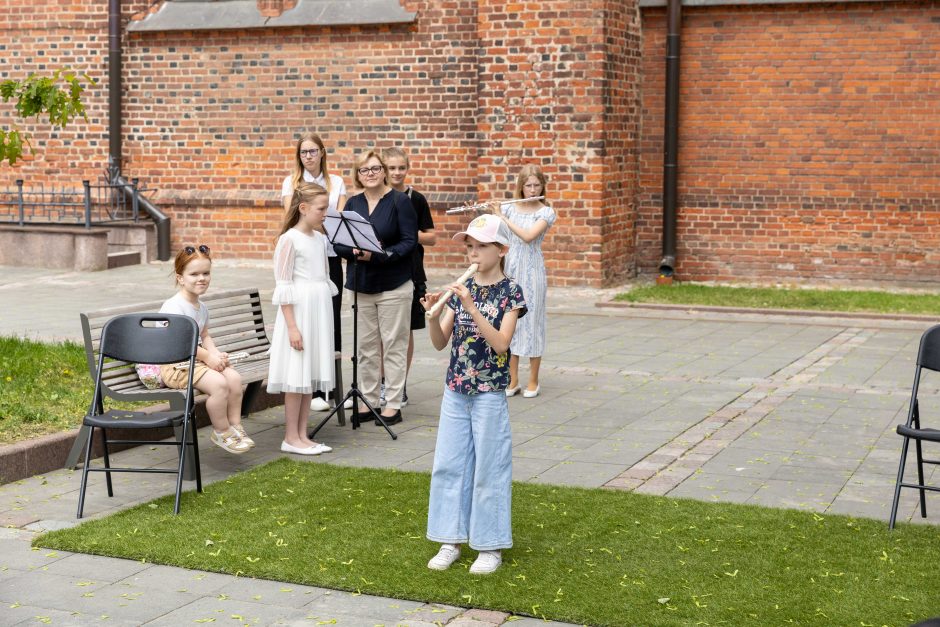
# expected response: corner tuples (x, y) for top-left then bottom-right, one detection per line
(427, 388), (513, 551)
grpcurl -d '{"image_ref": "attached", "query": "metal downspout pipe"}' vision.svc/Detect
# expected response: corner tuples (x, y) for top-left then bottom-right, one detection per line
(659, 0), (681, 279)
(108, 0), (171, 261)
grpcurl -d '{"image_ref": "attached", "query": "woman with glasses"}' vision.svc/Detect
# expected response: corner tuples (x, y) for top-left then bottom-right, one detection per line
(281, 133), (350, 413)
(333, 150), (418, 426)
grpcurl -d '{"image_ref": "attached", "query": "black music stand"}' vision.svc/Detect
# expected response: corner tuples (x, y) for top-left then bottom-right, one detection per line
(310, 209), (398, 441)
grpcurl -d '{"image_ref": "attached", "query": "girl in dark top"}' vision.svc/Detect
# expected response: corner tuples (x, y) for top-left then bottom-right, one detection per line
(383, 147), (436, 407)
(334, 150), (417, 426)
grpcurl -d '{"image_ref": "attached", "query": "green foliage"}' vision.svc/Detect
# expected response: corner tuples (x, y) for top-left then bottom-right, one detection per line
(37, 459), (940, 626)
(0, 69), (95, 165)
(617, 284), (940, 315)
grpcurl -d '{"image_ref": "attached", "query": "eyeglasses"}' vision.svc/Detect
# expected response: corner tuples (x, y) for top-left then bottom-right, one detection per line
(299, 149), (320, 158)
(358, 165), (384, 176)
(183, 244), (211, 255)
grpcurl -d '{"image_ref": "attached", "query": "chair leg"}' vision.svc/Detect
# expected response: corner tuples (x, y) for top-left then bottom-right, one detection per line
(101, 428), (114, 498)
(189, 415), (203, 493)
(911, 402), (927, 518)
(76, 425), (96, 519)
(889, 435), (912, 530)
(914, 438), (928, 518)
(173, 417), (189, 515)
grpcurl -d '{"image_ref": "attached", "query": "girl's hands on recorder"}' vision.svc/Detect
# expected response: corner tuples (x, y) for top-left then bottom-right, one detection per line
(421, 291), (445, 318)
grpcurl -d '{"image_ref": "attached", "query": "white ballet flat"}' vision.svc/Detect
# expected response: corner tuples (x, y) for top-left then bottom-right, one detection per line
(505, 386), (521, 397)
(522, 385), (540, 398)
(280, 441), (323, 456)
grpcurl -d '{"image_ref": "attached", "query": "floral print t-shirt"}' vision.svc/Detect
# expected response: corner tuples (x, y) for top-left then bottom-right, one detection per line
(446, 277), (527, 394)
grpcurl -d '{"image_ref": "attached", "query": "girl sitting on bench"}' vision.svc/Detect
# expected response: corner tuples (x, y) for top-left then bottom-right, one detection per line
(160, 245), (254, 455)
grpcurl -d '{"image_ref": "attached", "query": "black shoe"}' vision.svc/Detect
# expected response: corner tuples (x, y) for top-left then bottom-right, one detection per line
(354, 411), (375, 425)
(375, 410), (403, 426)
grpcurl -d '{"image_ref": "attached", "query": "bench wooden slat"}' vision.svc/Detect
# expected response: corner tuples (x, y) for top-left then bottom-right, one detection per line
(81, 288), (272, 399)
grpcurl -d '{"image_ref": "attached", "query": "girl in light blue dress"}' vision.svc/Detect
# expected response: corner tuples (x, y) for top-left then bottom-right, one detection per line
(497, 164), (556, 398)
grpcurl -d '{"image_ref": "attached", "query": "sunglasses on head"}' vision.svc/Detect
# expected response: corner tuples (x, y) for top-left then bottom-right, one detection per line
(183, 244), (211, 255)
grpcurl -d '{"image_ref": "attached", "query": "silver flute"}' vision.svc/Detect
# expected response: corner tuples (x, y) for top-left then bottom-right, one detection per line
(444, 196), (544, 214)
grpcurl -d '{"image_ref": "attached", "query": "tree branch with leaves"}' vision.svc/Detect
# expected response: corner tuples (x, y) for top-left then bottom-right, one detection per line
(0, 69), (95, 166)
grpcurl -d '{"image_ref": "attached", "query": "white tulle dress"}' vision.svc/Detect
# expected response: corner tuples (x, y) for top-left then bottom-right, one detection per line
(267, 228), (337, 395)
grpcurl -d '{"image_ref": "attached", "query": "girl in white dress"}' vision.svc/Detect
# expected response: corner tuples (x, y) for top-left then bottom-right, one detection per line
(267, 182), (337, 456)
(280, 132), (349, 413)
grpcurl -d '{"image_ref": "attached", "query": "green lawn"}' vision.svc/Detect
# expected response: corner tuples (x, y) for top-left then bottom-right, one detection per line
(0, 336), (155, 444)
(0, 336), (92, 443)
(37, 459), (940, 626)
(617, 284), (940, 315)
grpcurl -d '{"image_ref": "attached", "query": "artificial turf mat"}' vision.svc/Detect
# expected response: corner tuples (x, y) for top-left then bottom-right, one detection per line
(37, 459), (940, 626)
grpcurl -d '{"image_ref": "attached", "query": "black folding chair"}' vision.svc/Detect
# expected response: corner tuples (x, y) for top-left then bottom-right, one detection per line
(76, 313), (202, 518)
(889, 324), (940, 529)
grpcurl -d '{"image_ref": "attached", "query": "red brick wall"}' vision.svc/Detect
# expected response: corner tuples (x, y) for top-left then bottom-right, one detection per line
(473, 0), (619, 284)
(6, 1), (938, 286)
(602, 0), (643, 283)
(3, 0), (638, 285)
(638, 1), (940, 284)
(0, 1), (122, 182)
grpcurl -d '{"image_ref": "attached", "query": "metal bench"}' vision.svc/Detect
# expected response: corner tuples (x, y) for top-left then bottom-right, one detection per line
(65, 287), (345, 472)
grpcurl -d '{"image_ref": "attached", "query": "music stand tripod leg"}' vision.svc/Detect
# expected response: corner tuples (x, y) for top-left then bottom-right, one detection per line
(308, 250), (396, 441)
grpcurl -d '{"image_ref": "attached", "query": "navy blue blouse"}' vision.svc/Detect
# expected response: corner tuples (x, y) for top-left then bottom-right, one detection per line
(335, 188), (417, 294)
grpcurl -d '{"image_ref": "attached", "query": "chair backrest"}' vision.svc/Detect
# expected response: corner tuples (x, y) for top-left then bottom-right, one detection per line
(918, 324), (940, 373)
(100, 314), (199, 365)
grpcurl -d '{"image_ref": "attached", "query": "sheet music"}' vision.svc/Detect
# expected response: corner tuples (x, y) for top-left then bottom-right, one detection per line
(325, 209), (384, 254)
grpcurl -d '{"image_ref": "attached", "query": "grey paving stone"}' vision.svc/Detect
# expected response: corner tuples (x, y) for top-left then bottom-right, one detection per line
(220, 576), (330, 608)
(302, 590), (427, 620)
(7, 603), (138, 626)
(139, 594), (307, 626)
(115, 564), (236, 596)
(566, 439), (653, 467)
(41, 553), (150, 583)
(530, 461), (624, 488)
(395, 602), (463, 624)
(511, 435), (597, 462)
(511, 457), (562, 482)
(0, 570), (111, 608)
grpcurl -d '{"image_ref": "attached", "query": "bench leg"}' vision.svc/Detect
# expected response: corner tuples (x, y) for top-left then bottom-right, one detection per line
(241, 381), (262, 418)
(65, 424), (93, 470)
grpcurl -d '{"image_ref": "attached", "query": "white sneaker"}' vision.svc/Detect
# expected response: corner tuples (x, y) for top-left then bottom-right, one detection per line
(231, 424), (255, 448)
(427, 544), (461, 571)
(469, 550), (502, 574)
(210, 430), (251, 454)
(310, 396), (331, 411)
(343, 397), (354, 410)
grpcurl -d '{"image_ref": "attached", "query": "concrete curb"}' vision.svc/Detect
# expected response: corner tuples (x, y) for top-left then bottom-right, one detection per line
(0, 390), (284, 486)
(596, 300), (940, 323)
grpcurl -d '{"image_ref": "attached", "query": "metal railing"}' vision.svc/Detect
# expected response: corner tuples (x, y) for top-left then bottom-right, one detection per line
(0, 178), (146, 228)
